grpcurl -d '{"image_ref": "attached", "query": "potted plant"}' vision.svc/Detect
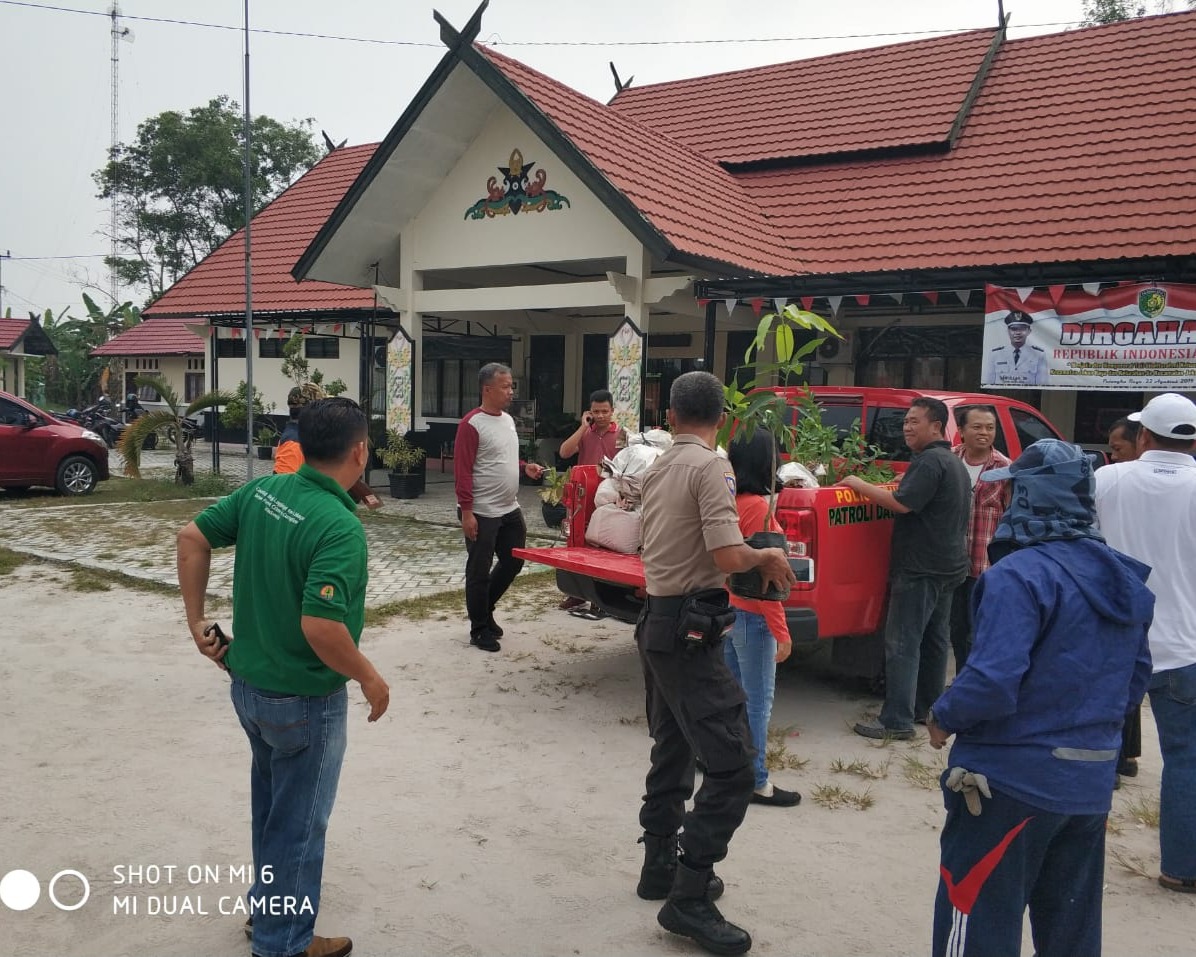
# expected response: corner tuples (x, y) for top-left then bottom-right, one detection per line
(378, 430), (426, 499)
(255, 424), (278, 460)
(538, 466), (569, 527)
(717, 304), (843, 602)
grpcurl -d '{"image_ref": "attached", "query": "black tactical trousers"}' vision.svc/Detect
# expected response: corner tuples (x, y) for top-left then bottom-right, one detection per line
(636, 610), (755, 870)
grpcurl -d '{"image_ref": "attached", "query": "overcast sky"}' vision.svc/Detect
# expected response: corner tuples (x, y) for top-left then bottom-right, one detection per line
(0, 0), (1090, 318)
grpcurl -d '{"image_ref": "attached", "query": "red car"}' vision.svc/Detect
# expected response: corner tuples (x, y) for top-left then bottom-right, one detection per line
(0, 390), (111, 495)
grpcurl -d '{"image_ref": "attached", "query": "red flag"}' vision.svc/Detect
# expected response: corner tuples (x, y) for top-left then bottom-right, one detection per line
(207, 326), (215, 337)
(854, 294), (870, 306)
(923, 291), (939, 305)
(333, 323), (343, 333)
(695, 298), (710, 308)
(749, 297), (764, 316)
(231, 328), (242, 339)
(1048, 284), (1066, 305)
(253, 328), (261, 340)
(800, 296), (814, 310)
(277, 327), (286, 339)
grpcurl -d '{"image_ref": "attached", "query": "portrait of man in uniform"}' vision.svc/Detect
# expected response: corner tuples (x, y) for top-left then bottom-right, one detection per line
(984, 311), (1048, 387)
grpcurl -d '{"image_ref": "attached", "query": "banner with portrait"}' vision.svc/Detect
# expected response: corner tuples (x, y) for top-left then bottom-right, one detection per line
(983, 282), (1196, 391)
(608, 318), (645, 433)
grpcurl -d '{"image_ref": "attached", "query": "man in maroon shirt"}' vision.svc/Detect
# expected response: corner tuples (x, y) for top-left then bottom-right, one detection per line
(558, 389), (628, 613)
(559, 389), (628, 466)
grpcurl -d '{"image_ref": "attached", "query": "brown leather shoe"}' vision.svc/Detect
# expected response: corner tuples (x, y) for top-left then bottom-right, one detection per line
(301, 937), (353, 957)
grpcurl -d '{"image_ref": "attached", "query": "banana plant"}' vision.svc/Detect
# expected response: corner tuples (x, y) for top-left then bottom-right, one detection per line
(118, 375), (231, 486)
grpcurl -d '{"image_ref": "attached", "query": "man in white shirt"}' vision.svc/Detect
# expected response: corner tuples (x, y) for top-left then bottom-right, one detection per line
(1094, 392), (1196, 894)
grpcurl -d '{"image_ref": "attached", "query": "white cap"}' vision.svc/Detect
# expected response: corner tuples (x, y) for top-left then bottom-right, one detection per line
(1129, 393), (1196, 441)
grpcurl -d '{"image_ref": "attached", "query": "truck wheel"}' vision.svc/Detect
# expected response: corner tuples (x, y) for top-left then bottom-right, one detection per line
(56, 456), (99, 496)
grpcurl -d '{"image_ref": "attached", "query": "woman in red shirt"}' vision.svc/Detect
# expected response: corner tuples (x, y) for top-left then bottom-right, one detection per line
(726, 431), (800, 807)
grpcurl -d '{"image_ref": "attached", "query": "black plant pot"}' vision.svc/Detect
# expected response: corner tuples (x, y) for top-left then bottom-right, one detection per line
(256, 445), (274, 461)
(728, 530), (792, 602)
(541, 501), (567, 528)
(388, 471), (423, 499)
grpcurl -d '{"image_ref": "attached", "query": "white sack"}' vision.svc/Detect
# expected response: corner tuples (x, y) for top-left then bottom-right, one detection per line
(627, 428), (674, 452)
(585, 503), (643, 554)
(603, 444), (661, 504)
(777, 461), (820, 489)
(593, 477), (620, 508)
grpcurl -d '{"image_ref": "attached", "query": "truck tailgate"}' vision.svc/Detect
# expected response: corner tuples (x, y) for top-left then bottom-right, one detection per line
(513, 545), (646, 588)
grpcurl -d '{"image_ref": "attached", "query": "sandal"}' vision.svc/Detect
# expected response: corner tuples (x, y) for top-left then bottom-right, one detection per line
(568, 607), (606, 621)
(1158, 874), (1196, 894)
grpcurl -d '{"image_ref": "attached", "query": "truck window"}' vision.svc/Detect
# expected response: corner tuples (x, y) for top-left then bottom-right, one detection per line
(1009, 407), (1060, 451)
(868, 407), (912, 462)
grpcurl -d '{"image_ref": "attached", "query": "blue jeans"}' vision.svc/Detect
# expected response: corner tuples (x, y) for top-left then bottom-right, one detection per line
(231, 677), (348, 957)
(880, 573), (961, 731)
(724, 610), (777, 790)
(933, 778), (1106, 957)
(1148, 661), (1196, 881)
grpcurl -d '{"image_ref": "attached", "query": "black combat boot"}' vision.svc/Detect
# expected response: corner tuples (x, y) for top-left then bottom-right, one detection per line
(657, 859), (751, 956)
(636, 832), (723, 901)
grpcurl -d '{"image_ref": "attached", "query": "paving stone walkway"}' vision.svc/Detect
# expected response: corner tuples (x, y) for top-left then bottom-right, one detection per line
(0, 444), (564, 607)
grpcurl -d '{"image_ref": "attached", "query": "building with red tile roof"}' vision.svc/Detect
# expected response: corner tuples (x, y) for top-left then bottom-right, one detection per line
(0, 316), (56, 398)
(92, 318), (202, 357)
(285, 5), (1196, 445)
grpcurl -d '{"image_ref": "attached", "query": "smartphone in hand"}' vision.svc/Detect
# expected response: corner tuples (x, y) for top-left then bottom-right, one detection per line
(203, 622), (229, 651)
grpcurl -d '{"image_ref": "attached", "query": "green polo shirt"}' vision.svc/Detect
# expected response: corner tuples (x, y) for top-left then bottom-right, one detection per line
(194, 464), (367, 696)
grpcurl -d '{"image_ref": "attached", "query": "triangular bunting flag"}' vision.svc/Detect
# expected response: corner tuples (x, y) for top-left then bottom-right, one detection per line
(253, 328), (261, 340)
(333, 323), (343, 333)
(696, 298), (710, 308)
(1081, 282), (1101, 296)
(854, 294), (870, 306)
(749, 298), (764, 317)
(724, 298), (737, 317)
(773, 298), (787, 311)
(1015, 286), (1034, 302)
(1048, 284), (1066, 305)
(828, 295), (843, 316)
(890, 292), (903, 305)
(954, 289), (972, 306)
(277, 327), (286, 339)
(231, 328), (242, 339)
(800, 296), (814, 311)
(923, 291), (939, 305)
(207, 326), (215, 337)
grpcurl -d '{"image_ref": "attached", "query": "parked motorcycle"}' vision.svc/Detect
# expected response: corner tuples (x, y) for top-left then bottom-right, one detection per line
(122, 393), (158, 450)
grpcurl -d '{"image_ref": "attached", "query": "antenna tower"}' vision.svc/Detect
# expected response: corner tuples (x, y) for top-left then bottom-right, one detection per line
(109, 3), (130, 311)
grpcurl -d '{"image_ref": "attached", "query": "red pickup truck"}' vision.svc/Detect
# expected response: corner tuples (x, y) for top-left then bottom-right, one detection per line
(514, 387), (1082, 676)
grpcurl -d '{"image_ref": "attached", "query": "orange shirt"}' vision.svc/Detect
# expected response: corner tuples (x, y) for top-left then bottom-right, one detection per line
(728, 493), (791, 645)
(274, 440), (304, 475)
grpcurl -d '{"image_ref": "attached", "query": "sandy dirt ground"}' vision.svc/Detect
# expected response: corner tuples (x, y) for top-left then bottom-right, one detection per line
(2, 564), (1192, 957)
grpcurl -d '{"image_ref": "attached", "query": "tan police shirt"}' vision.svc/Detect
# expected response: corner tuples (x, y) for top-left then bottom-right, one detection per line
(640, 434), (744, 596)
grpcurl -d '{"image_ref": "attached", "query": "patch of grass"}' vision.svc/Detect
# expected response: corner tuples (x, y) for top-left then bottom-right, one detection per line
(810, 783), (875, 811)
(361, 571), (555, 629)
(830, 757), (891, 780)
(68, 569), (112, 592)
(4, 474), (231, 508)
(0, 546), (28, 575)
(901, 751), (946, 790)
(1108, 846), (1154, 880)
(1122, 793), (1161, 829)
(618, 715), (646, 726)
(765, 726), (810, 772)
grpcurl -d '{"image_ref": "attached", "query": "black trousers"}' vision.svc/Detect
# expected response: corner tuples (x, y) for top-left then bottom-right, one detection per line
(949, 576), (978, 673)
(463, 508), (526, 635)
(636, 610), (755, 871)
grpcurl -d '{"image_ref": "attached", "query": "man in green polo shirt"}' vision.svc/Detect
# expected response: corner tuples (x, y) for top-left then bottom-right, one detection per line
(177, 397), (388, 957)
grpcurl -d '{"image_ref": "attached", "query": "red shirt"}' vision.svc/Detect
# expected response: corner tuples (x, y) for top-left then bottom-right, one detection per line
(576, 423), (625, 466)
(953, 445), (1013, 578)
(727, 494), (791, 644)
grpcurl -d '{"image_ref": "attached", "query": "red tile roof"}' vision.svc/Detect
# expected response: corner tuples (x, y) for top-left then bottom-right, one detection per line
(146, 144), (381, 318)
(91, 318), (203, 357)
(479, 46), (802, 276)
(0, 318), (31, 350)
(610, 29), (999, 165)
(730, 12), (1196, 276)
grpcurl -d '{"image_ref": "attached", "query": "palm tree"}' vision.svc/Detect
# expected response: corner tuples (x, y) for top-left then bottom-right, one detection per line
(118, 375), (230, 486)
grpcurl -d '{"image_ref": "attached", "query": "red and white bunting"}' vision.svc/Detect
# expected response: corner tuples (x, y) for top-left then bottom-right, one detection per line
(1081, 282), (1101, 296)
(277, 327), (286, 339)
(231, 328), (242, 339)
(800, 296), (815, 311)
(207, 326), (215, 337)
(923, 291), (939, 305)
(1015, 286), (1035, 302)
(954, 289), (972, 306)
(333, 323), (343, 333)
(827, 295), (843, 316)
(724, 298), (737, 317)
(749, 297), (764, 316)
(253, 328), (261, 340)
(854, 294), (870, 306)
(889, 292), (903, 305)
(1048, 284), (1067, 305)
(696, 297), (710, 308)
(773, 298), (787, 311)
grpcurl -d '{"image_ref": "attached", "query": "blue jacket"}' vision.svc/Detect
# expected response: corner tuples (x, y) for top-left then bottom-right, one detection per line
(933, 538), (1153, 815)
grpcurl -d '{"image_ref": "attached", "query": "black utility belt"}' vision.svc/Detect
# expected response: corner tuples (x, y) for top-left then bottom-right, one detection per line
(647, 589), (735, 648)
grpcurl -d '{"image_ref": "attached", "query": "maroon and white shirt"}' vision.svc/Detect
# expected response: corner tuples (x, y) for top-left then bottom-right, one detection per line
(454, 408), (521, 518)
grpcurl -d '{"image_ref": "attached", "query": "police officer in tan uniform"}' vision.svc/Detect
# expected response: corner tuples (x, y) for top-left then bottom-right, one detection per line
(635, 371), (794, 957)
